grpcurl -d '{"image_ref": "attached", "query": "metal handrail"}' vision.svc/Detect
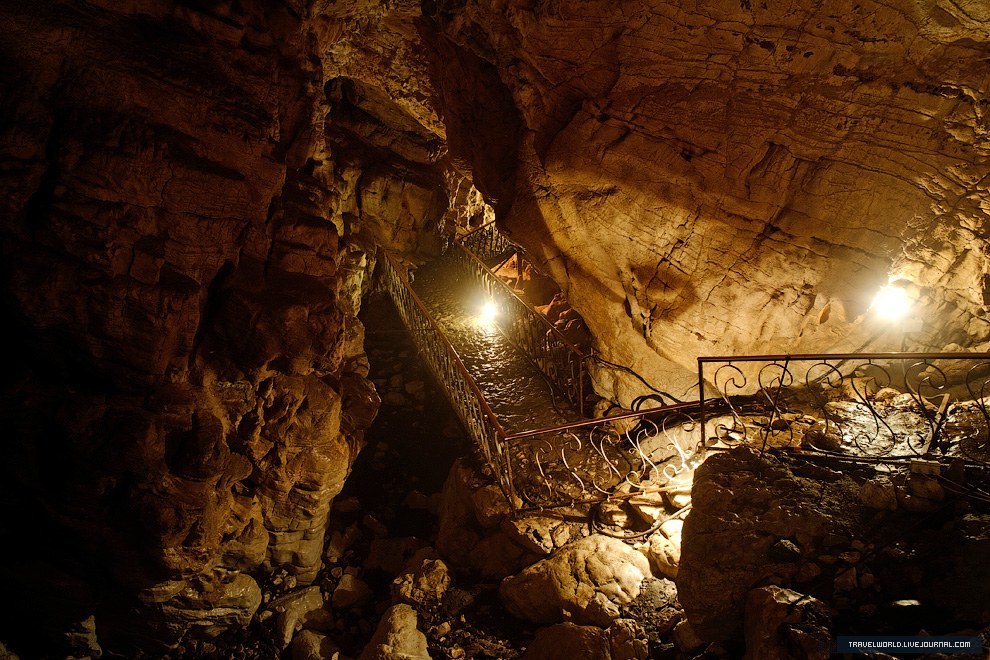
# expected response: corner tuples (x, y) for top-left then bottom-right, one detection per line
(458, 220), (516, 261)
(453, 242), (588, 359)
(450, 237), (588, 414)
(379, 251), (517, 501)
(504, 401), (698, 441)
(697, 352), (990, 464)
(379, 245), (697, 509)
(699, 352), (986, 363)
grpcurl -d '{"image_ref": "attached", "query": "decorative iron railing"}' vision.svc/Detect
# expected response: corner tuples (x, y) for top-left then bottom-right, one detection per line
(459, 221), (516, 262)
(382, 223), (990, 513)
(449, 230), (589, 416)
(503, 404), (703, 510)
(379, 247), (694, 510)
(697, 353), (990, 465)
(378, 252), (518, 502)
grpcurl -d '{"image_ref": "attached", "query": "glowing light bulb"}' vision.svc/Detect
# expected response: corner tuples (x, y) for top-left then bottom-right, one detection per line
(479, 301), (497, 325)
(871, 284), (911, 321)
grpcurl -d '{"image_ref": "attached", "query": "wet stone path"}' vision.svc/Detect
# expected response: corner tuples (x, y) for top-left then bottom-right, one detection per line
(409, 256), (581, 434)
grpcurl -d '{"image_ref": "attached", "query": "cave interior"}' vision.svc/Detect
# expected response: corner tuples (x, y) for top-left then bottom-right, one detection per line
(1, 0), (989, 658)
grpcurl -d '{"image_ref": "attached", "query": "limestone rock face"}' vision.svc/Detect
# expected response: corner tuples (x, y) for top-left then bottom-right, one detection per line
(423, 0), (990, 402)
(677, 447), (990, 643)
(0, 0), (455, 652)
(676, 448), (860, 641)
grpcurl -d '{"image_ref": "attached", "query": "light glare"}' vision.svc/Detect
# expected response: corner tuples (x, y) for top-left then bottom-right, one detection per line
(479, 301), (497, 325)
(872, 284), (911, 321)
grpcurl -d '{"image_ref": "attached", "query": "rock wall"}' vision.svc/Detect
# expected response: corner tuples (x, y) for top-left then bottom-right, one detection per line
(3, 0), (989, 653)
(0, 0), (455, 653)
(678, 447), (990, 644)
(422, 0), (990, 403)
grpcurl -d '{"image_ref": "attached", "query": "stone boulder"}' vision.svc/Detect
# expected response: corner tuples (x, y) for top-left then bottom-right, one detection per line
(639, 518), (684, 580)
(332, 573), (373, 611)
(606, 619), (650, 660)
(268, 586), (330, 650)
(743, 586), (831, 660)
(500, 535), (651, 626)
(677, 446), (990, 645)
(392, 549), (451, 608)
(677, 447), (860, 641)
(436, 460), (541, 579)
(291, 629), (342, 660)
(359, 604), (431, 660)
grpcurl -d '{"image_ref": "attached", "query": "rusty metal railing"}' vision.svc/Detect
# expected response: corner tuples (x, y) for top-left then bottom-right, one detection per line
(450, 224), (589, 416)
(698, 352), (990, 465)
(379, 252), (517, 502)
(459, 221), (515, 262)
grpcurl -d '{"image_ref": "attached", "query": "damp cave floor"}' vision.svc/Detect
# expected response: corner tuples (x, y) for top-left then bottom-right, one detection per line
(407, 256), (582, 434)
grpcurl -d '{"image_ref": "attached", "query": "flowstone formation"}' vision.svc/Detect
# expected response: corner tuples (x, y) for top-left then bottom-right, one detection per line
(0, 0), (463, 653)
(423, 0), (990, 403)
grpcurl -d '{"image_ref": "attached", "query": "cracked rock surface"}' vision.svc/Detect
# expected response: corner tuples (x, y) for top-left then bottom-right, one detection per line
(423, 0), (990, 402)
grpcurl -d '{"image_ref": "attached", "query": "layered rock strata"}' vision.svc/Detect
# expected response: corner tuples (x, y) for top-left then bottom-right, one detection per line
(423, 0), (990, 402)
(0, 0), (457, 653)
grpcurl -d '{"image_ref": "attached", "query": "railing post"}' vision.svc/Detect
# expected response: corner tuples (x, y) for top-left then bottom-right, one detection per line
(697, 357), (706, 456)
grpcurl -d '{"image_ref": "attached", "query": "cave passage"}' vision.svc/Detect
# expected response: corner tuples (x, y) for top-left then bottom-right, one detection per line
(408, 255), (580, 434)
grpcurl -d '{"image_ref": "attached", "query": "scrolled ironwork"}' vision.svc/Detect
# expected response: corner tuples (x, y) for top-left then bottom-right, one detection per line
(708, 363), (751, 446)
(847, 361), (900, 455)
(957, 362), (990, 462)
(698, 353), (990, 466)
(903, 359), (950, 454)
(502, 404), (705, 509)
(450, 231), (588, 415)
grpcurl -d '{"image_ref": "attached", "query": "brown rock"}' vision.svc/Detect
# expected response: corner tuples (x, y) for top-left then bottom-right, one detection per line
(270, 586), (329, 650)
(743, 586), (831, 660)
(677, 448), (860, 641)
(860, 477), (899, 511)
(521, 623), (611, 660)
(499, 535), (651, 626)
(391, 549), (451, 608)
(358, 604), (431, 660)
(291, 630), (342, 660)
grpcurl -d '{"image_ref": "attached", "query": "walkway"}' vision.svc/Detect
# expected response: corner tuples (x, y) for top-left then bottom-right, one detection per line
(409, 256), (579, 434)
(379, 228), (696, 511)
(380, 225), (990, 513)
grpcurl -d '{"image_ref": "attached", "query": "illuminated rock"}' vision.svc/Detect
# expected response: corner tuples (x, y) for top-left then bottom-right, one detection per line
(423, 0), (990, 403)
(499, 534), (651, 626)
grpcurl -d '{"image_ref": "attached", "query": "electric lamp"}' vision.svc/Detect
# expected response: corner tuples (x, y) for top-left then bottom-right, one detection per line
(479, 301), (498, 326)
(871, 283), (912, 321)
